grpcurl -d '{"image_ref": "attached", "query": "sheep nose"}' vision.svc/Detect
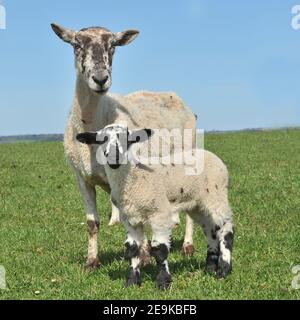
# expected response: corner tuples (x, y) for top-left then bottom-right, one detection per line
(92, 75), (109, 87)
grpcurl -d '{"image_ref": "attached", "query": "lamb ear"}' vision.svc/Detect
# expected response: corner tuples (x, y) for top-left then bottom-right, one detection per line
(128, 129), (153, 145)
(114, 30), (139, 46)
(51, 23), (76, 44)
(76, 132), (101, 145)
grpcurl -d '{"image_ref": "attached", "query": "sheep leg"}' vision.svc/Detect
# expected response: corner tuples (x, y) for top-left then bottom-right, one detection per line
(76, 174), (101, 269)
(216, 219), (234, 278)
(123, 222), (144, 287)
(150, 218), (173, 290)
(182, 214), (195, 256)
(108, 196), (121, 226)
(139, 237), (151, 266)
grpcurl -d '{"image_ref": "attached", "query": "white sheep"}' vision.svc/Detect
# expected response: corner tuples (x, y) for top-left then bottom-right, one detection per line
(76, 125), (234, 289)
(51, 23), (197, 268)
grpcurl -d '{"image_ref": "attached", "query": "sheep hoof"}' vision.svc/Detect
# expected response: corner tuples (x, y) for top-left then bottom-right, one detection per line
(181, 244), (195, 257)
(156, 271), (172, 290)
(85, 257), (101, 270)
(216, 259), (232, 279)
(125, 269), (142, 288)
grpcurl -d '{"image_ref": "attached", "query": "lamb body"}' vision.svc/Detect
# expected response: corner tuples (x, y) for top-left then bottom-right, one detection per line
(77, 126), (234, 289)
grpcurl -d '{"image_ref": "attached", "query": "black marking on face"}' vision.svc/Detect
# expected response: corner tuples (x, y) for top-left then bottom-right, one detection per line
(73, 29), (115, 84)
(92, 43), (104, 65)
(180, 188), (184, 194)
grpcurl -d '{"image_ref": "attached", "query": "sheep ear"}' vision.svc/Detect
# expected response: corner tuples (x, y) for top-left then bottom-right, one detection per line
(114, 30), (139, 46)
(128, 129), (153, 145)
(51, 23), (76, 44)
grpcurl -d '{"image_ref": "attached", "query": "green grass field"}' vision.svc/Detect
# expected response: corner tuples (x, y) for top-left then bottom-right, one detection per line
(0, 129), (299, 300)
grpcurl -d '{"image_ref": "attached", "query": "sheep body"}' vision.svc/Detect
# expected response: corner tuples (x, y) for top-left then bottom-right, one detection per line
(52, 23), (196, 268)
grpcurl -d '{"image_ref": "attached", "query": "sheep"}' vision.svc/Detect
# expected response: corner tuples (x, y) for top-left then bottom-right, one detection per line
(51, 23), (196, 269)
(76, 124), (234, 290)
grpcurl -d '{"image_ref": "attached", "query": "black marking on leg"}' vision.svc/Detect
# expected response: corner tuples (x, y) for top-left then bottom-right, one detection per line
(151, 244), (169, 268)
(211, 225), (220, 240)
(125, 267), (142, 287)
(151, 244), (172, 289)
(224, 231), (234, 251)
(125, 241), (139, 260)
(211, 230), (217, 240)
(205, 248), (219, 274)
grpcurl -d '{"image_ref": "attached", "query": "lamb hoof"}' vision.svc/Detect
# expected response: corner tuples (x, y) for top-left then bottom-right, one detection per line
(181, 244), (195, 257)
(216, 259), (232, 279)
(85, 257), (101, 270)
(157, 270), (172, 290)
(205, 255), (219, 274)
(125, 269), (142, 288)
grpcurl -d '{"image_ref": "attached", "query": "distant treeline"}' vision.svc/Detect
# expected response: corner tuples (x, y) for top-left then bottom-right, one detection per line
(0, 134), (64, 144)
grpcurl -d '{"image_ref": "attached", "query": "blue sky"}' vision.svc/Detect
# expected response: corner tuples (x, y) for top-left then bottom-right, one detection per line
(0, 0), (300, 135)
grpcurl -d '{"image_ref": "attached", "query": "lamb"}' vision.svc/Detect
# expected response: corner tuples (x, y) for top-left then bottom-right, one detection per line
(76, 124), (234, 289)
(51, 23), (197, 268)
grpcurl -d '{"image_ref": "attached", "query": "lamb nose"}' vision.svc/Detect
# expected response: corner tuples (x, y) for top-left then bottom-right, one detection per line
(92, 76), (109, 86)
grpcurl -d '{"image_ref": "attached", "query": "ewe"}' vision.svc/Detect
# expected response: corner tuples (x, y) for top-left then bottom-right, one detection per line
(76, 125), (234, 290)
(51, 24), (196, 268)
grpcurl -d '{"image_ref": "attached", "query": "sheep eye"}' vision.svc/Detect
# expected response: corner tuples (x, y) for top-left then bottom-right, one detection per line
(74, 43), (82, 52)
(110, 47), (115, 55)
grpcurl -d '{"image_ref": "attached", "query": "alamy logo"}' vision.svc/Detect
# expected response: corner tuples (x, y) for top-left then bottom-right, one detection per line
(0, 0), (6, 29)
(291, 5), (300, 30)
(0, 265), (6, 289)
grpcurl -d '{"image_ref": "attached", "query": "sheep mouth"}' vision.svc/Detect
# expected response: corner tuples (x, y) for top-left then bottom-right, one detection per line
(93, 88), (109, 95)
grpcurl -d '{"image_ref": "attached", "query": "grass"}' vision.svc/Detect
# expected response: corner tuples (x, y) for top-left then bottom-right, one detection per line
(0, 128), (299, 300)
